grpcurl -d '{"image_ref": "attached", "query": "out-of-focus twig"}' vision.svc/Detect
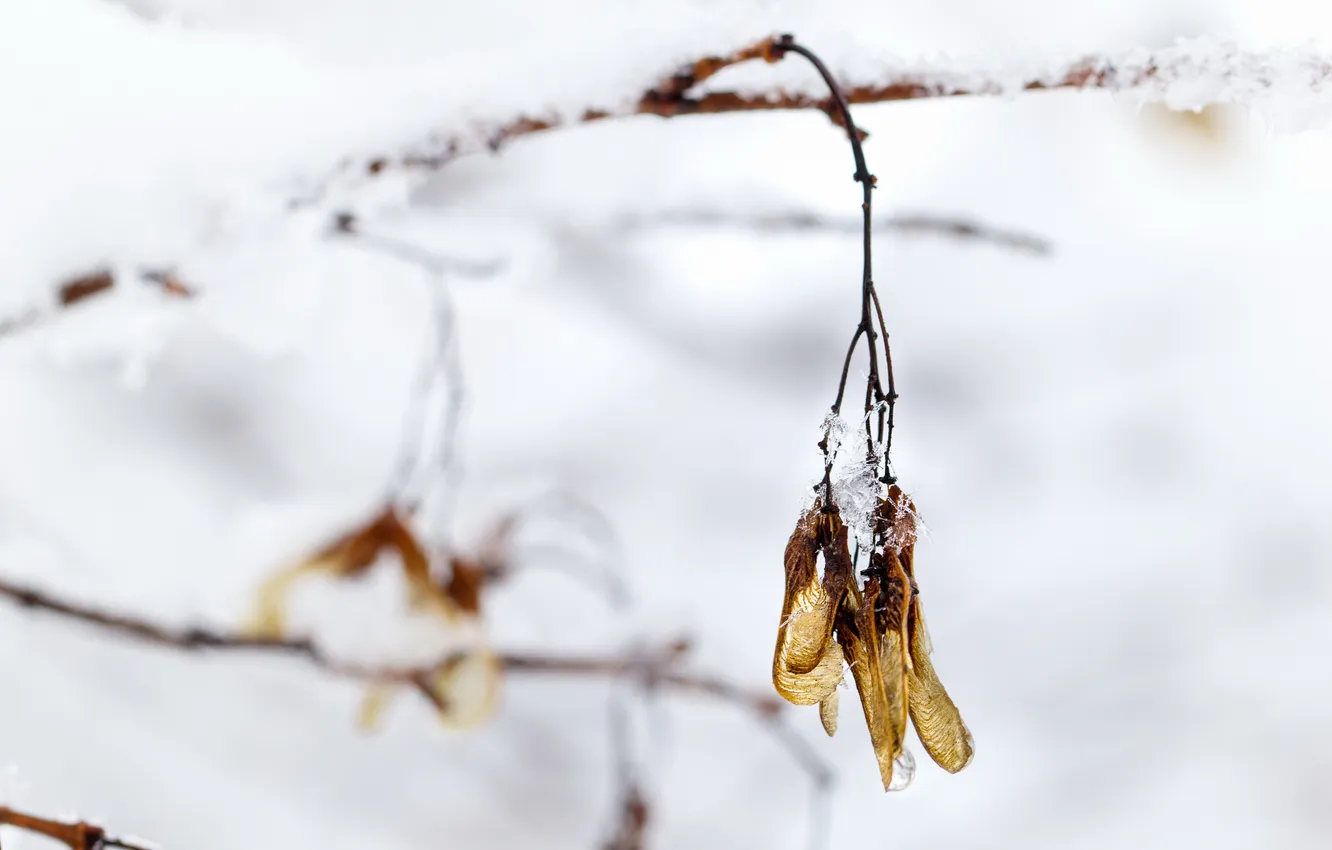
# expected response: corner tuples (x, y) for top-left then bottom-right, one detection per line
(602, 779), (649, 850)
(57, 271), (117, 306)
(490, 491), (632, 609)
(0, 574), (781, 717)
(603, 679), (651, 850)
(0, 806), (152, 850)
(326, 212), (493, 546)
(0, 573), (830, 845)
(0, 268), (195, 343)
(617, 208), (1051, 255)
(331, 213), (504, 279)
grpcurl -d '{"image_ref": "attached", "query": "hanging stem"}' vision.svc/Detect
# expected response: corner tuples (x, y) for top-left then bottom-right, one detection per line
(776, 36), (897, 496)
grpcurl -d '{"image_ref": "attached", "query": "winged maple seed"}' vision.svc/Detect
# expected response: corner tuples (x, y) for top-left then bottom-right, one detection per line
(772, 505), (849, 706)
(888, 490), (975, 775)
(245, 505), (501, 731)
(773, 487), (973, 792)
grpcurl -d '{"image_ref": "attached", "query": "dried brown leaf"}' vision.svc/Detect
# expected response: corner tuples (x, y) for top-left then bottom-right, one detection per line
(245, 506), (465, 638)
(445, 558), (485, 615)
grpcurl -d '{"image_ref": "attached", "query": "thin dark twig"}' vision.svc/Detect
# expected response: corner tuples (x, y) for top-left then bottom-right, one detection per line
(869, 285), (895, 471)
(828, 325), (866, 418)
(775, 38), (884, 414)
(772, 36), (894, 495)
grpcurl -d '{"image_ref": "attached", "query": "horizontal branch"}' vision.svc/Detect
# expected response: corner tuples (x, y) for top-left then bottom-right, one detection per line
(350, 35), (1332, 180)
(0, 268), (194, 343)
(617, 208), (1051, 254)
(0, 575), (782, 717)
(0, 806), (151, 850)
(0, 569), (833, 845)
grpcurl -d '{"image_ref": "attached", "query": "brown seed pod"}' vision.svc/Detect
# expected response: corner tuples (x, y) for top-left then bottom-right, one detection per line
(906, 594), (975, 773)
(879, 488), (974, 774)
(836, 575), (910, 792)
(772, 506), (848, 705)
(818, 688), (840, 737)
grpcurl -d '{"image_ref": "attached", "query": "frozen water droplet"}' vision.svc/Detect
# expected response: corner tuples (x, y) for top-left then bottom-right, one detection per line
(888, 746), (916, 792)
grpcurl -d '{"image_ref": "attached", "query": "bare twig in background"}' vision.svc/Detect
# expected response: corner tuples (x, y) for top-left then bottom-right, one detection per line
(0, 807), (152, 850)
(602, 780), (649, 850)
(0, 268), (195, 343)
(57, 270), (116, 306)
(139, 270), (195, 299)
(348, 35), (1315, 181)
(0, 574), (787, 752)
(617, 209), (1051, 255)
(0, 307), (41, 341)
(327, 213), (501, 548)
(0, 572), (830, 846)
(331, 213), (504, 279)
(492, 491), (632, 608)
(603, 682), (651, 850)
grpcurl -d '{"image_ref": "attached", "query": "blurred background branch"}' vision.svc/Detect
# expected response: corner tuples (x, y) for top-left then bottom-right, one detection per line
(614, 208), (1052, 254)
(0, 806), (151, 850)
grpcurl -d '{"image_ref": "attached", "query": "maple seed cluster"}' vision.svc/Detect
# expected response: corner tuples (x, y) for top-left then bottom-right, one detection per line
(248, 505), (501, 730)
(772, 486), (974, 791)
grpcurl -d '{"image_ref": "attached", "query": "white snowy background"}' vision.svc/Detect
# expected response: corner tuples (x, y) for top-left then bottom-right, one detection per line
(3, 0), (1332, 848)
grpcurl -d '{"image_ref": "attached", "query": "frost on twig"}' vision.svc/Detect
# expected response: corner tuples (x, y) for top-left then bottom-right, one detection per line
(349, 35), (1332, 183)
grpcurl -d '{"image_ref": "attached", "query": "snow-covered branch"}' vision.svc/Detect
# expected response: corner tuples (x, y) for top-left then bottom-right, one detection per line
(0, 268), (193, 341)
(0, 806), (151, 850)
(350, 35), (1332, 182)
(0, 573), (780, 715)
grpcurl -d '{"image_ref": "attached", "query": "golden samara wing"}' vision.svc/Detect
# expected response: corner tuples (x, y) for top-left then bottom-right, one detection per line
(818, 689), (839, 737)
(906, 598), (975, 773)
(876, 551), (913, 779)
(774, 637), (844, 706)
(424, 647), (503, 730)
(774, 510), (835, 677)
(839, 578), (911, 791)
